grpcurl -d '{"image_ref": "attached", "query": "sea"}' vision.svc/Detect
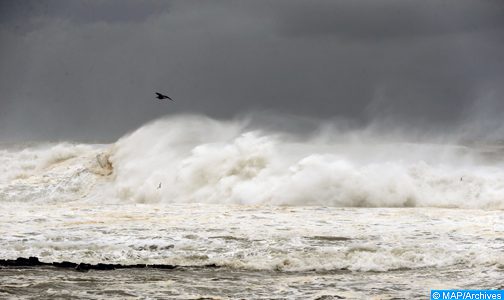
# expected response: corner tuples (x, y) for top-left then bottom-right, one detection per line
(1, 116), (503, 299)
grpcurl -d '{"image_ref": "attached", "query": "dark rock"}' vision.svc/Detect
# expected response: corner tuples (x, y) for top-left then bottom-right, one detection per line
(95, 263), (116, 270)
(53, 261), (77, 268)
(17, 257), (43, 266)
(0, 259), (15, 266)
(29, 257), (43, 265)
(149, 264), (177, 269)
(1, 257), (204, 272)
(125, 264), (147, 269)
(75, 263), (91, 272)
(0, 257), (44, 267)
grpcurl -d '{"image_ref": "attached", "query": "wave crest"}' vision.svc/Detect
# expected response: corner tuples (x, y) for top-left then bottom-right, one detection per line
(106, 116), (504, 208)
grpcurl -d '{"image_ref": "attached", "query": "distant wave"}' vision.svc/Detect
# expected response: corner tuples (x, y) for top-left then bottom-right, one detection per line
(2, 115), (504, 208)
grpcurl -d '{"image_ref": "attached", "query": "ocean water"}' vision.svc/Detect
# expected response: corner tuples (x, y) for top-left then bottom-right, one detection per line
(1, 116), (503, 299)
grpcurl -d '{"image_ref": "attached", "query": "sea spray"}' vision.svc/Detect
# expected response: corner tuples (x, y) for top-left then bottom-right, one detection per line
(108, 115), (504, 208)
(1, 115), (504, 208)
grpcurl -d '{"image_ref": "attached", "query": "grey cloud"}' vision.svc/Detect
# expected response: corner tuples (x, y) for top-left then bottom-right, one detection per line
(0, 0), (171, 26)
(0, 0), (503, 142)
(271, 0), (504, 39)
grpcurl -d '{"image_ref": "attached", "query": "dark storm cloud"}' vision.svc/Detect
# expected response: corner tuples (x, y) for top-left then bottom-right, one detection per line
(0, 0), (503, 141)
(273, 0), (504, 39)
(0, 0), (170, 25)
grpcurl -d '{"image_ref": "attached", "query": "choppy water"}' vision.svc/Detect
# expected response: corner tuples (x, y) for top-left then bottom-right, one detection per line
(1, 116), (504, 298)
(1, 204), (503, 299)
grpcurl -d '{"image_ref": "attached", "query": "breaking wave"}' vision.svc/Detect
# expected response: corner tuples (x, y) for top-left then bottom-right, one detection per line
(2, 115), (504, 208)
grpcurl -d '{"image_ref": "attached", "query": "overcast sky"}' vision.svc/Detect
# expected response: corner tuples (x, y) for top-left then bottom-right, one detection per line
(1, 0), (503, 142)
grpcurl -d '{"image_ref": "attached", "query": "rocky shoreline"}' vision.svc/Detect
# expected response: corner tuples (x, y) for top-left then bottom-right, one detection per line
(0, 257), (220, 272)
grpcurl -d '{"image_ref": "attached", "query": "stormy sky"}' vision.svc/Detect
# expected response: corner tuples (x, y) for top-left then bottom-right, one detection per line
(0, 0), (503, 142)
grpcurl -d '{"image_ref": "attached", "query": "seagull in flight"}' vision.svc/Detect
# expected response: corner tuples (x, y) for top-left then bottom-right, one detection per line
(155, 92), (173, 101)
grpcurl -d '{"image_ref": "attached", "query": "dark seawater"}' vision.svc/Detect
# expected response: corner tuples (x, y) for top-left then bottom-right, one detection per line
(1, 265), (502, 299)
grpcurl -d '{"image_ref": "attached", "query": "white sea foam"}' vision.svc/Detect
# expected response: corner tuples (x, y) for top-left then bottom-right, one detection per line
(1, 117), (503, 284)
(1, 203), (502, 273)
(108, 115), (504, 208)
(0, 143), (108, 202)
(1, 115), (504, 208)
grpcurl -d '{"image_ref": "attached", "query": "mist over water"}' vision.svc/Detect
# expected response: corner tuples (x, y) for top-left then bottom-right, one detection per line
(2, 114), (503, 209)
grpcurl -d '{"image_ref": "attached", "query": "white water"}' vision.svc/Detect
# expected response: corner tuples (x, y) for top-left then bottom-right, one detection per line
(2, 115), (504, 208)
(1, 115), (503, 298)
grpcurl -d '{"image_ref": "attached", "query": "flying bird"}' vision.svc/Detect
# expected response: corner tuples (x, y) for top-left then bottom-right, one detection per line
(155, 92), (173, 101)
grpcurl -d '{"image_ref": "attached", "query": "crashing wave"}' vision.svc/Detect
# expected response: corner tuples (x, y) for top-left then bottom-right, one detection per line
(1, 115), (504, 208)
